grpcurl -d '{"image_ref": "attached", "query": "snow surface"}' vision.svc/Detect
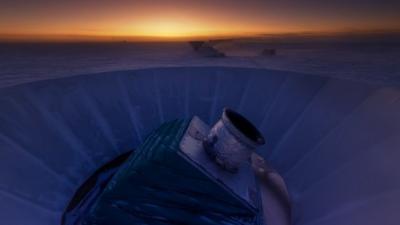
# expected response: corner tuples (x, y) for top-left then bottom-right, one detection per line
(0, 41), (399, 88)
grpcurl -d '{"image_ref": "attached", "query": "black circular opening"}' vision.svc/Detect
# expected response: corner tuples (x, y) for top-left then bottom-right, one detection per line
(224, 108), (265, 145)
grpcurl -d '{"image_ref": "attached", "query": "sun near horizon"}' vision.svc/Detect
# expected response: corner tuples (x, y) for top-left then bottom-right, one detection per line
(1, 1), (399, 42)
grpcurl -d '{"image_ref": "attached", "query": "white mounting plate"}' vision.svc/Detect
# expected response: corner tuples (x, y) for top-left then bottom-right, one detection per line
(178, 116), (259, 211)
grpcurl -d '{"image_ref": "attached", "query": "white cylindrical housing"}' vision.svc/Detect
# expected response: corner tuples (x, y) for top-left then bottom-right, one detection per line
(203, 108), (265, 172)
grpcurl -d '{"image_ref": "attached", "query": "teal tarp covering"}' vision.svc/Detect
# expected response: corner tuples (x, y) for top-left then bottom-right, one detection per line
(84, 120), (257, 225)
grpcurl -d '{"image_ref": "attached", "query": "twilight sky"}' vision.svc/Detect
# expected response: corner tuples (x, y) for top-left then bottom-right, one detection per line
(0, 0), (399, 41)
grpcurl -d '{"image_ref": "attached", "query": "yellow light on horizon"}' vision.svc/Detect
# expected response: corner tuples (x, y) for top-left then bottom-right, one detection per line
(124, 19), (223, 39)
(146, 21), (192, 37)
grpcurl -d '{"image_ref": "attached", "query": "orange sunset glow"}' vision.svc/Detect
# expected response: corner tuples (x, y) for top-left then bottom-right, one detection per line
(1, 1), (399, 41)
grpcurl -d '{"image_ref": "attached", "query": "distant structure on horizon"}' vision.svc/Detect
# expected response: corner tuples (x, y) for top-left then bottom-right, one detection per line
(189, 40), (225, 57)
(261, 48), (277, 56)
